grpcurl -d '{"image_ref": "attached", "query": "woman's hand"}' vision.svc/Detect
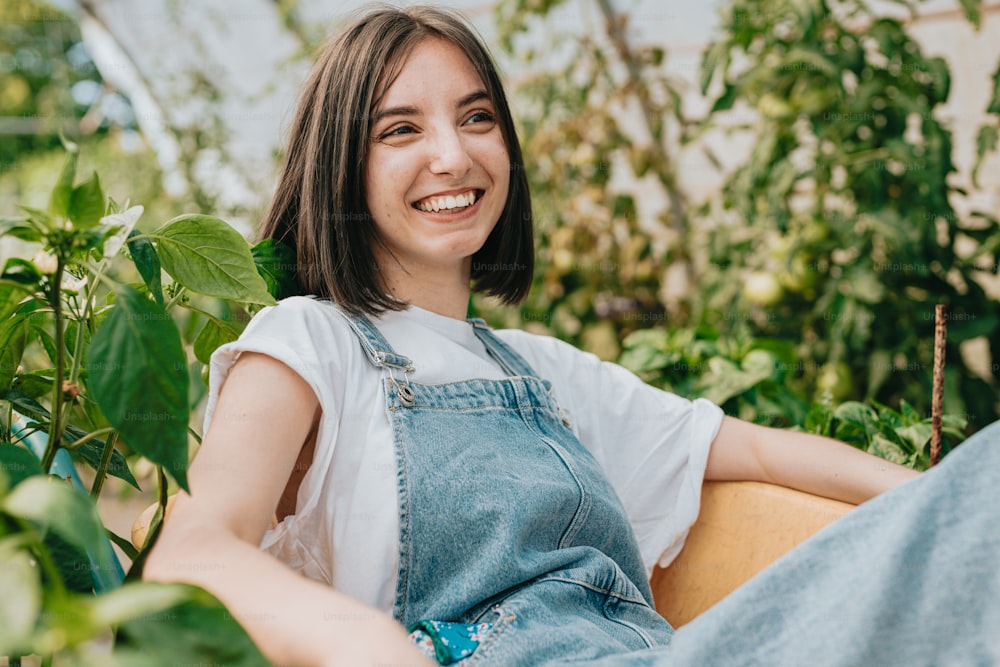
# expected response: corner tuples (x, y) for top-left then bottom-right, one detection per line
(324, 614), (436, 667)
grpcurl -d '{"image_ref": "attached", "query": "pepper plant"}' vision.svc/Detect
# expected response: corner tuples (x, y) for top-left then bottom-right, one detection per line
(0, 141), (293, 665)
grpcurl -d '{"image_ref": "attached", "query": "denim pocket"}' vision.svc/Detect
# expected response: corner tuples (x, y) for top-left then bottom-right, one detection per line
(465, 598), (520, 665)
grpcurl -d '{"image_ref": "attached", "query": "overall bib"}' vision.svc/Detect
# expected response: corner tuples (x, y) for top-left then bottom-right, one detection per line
(340, 311), (674, 665)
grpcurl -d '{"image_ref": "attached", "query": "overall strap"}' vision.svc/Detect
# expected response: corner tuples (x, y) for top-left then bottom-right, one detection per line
(331, 305), (416, 405)
(468, 318), (540, 379)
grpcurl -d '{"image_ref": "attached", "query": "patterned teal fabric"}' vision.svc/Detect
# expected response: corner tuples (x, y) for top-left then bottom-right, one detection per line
(408, 619), (493, 665)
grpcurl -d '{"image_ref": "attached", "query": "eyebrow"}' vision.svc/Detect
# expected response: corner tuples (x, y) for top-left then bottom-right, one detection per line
(372, 90), (491, 125)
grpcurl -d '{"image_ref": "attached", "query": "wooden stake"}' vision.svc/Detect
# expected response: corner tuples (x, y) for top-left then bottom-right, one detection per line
(930, 304), (946, 466)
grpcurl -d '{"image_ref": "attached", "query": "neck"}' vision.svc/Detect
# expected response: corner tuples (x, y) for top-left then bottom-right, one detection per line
(379, 256), (472, 320)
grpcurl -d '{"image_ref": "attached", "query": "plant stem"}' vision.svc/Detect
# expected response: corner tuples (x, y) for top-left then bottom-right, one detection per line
(90, 431), (119, 499)
(55, 257), (112, 438)
(41, 257), (67, 473)
(164, 285), (188, 310)
(65, 427), (116, 449)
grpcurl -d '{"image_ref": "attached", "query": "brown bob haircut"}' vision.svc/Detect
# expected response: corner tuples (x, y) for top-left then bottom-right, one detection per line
(258, 5), (534, 316)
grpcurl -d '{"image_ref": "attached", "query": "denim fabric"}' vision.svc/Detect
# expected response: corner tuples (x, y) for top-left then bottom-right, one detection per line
(343, 309), (1000, 666)
(341, 312), (674, 662)
(555, 419), (1000, 667)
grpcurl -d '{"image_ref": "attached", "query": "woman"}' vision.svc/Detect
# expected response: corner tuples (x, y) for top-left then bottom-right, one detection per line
(144, 6), (1000, 667)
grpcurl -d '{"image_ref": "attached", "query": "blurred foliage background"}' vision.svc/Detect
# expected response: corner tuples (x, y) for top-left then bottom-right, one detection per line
(3, 0), (999, 468)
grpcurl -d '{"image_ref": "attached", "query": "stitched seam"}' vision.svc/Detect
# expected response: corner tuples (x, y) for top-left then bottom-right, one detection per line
(466, 605), (518, 666)
(602, 595), (657, 649)
(534, 576), (648, 605)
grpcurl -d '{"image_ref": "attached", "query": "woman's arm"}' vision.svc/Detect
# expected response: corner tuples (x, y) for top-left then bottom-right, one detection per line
(143, 352), (431, 667)
(705, 416), (919, 505)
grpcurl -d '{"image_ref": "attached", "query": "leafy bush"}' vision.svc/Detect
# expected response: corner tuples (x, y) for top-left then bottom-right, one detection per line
(0, 143), (288, 664)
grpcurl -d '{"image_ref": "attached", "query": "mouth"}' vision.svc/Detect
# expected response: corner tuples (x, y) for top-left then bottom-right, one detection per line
(412, 189), (485, 214)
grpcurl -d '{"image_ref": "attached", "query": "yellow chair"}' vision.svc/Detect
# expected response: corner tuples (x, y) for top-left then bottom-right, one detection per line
(650, 480), (854, 627)
(132, 481), (855, 627)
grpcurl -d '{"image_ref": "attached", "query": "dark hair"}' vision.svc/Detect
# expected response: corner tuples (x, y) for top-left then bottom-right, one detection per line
(258, 5), (533, 316)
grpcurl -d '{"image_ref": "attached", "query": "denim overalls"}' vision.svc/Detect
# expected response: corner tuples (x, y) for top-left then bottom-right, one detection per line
(340, 309), (1000, 666)
(340, 310), (674, 664)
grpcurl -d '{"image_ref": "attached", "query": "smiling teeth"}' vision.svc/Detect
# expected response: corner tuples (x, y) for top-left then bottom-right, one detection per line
(416, 190), (477, 212)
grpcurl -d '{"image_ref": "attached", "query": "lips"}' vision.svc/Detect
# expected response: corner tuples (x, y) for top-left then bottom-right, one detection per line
(413, 189), (484, 213)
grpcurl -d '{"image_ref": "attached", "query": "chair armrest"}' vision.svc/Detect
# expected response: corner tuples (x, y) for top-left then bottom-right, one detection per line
(649, 480), (855, 628)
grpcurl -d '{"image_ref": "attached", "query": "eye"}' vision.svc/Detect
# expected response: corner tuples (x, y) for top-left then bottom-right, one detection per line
(464, 111), (496, 126)
(378, 124), (416, 140)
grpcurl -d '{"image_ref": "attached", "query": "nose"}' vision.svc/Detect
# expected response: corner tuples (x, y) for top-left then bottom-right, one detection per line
(427, 126), (473, 177)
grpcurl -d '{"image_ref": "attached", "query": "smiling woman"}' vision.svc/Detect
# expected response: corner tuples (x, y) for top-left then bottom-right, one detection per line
(141, 5), (1000, 667)
(255, 6), (532, 320)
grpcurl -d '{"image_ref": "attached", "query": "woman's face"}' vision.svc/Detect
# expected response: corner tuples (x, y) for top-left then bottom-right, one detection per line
(364, 37), (511, 284)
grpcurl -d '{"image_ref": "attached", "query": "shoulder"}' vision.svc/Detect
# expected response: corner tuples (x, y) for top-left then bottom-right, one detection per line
(217, 296), (366, 380)
(492, 327), (592, 369)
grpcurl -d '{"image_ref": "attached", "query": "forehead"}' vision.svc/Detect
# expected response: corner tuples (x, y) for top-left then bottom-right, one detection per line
(377, 37), (488, 105)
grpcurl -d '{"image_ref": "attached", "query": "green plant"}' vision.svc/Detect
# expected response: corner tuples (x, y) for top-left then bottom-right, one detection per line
(0, 142), (292, 664)
(697, 0), (1000, 428)
(619, 324), (967, 469)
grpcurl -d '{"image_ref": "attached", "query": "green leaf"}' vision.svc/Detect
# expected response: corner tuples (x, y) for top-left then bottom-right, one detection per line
(869, 433), (908, 465)
(49, 148), (79, 219)
(0, 216), (42, 243)
(193, 316), (242, 365)
(151, 215), (275, 305)
(972, 124), (998, 187)
(86, 286), (190, 492)
(833, 401), (877, 429)
(947, 311), (998, 342)
(987, 61), (1000, 115)
(2, 257), (43, 286)
(0, 443), (44, 488)
(91, 581), (194, 627)
(0, 316), (30, 393)
(69, 438), (140, 490)
(2, 475), (116, 576)
(0, 281), (31, 322)
(116, 587), (271, 666)
(0, 539), (42, 655)
(1, 389), (51, 423)
(251, 238), (300, 300)
(896, 422), (932, 452)
(126, 229), (164, 307)
(69, 172), (105, 229)
(694, 357), (772, 405)
(957, 0), (982, 29)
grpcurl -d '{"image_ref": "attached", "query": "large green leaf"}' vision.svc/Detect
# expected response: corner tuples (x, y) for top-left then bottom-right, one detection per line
(0, 539), (41, 656)
(86, 286), (190, 491)
(2, 475), (116, 576)
(126, 228), (164, 306)
(69, 173), (105, 229)
(251, 238), (300, 300)
(116, 587), (271, 666)
(150, 215), (275, 305)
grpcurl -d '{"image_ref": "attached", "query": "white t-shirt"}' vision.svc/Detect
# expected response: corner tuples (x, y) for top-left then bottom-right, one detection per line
(205, 296), (724, 613)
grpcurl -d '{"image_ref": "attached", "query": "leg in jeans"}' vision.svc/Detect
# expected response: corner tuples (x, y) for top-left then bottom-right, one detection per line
(554, 420), (1000, 667)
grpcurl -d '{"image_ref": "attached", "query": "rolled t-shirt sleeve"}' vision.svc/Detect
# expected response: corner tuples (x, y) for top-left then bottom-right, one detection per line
(496, 330), (725, 574)
(203, 297), (342, 441)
